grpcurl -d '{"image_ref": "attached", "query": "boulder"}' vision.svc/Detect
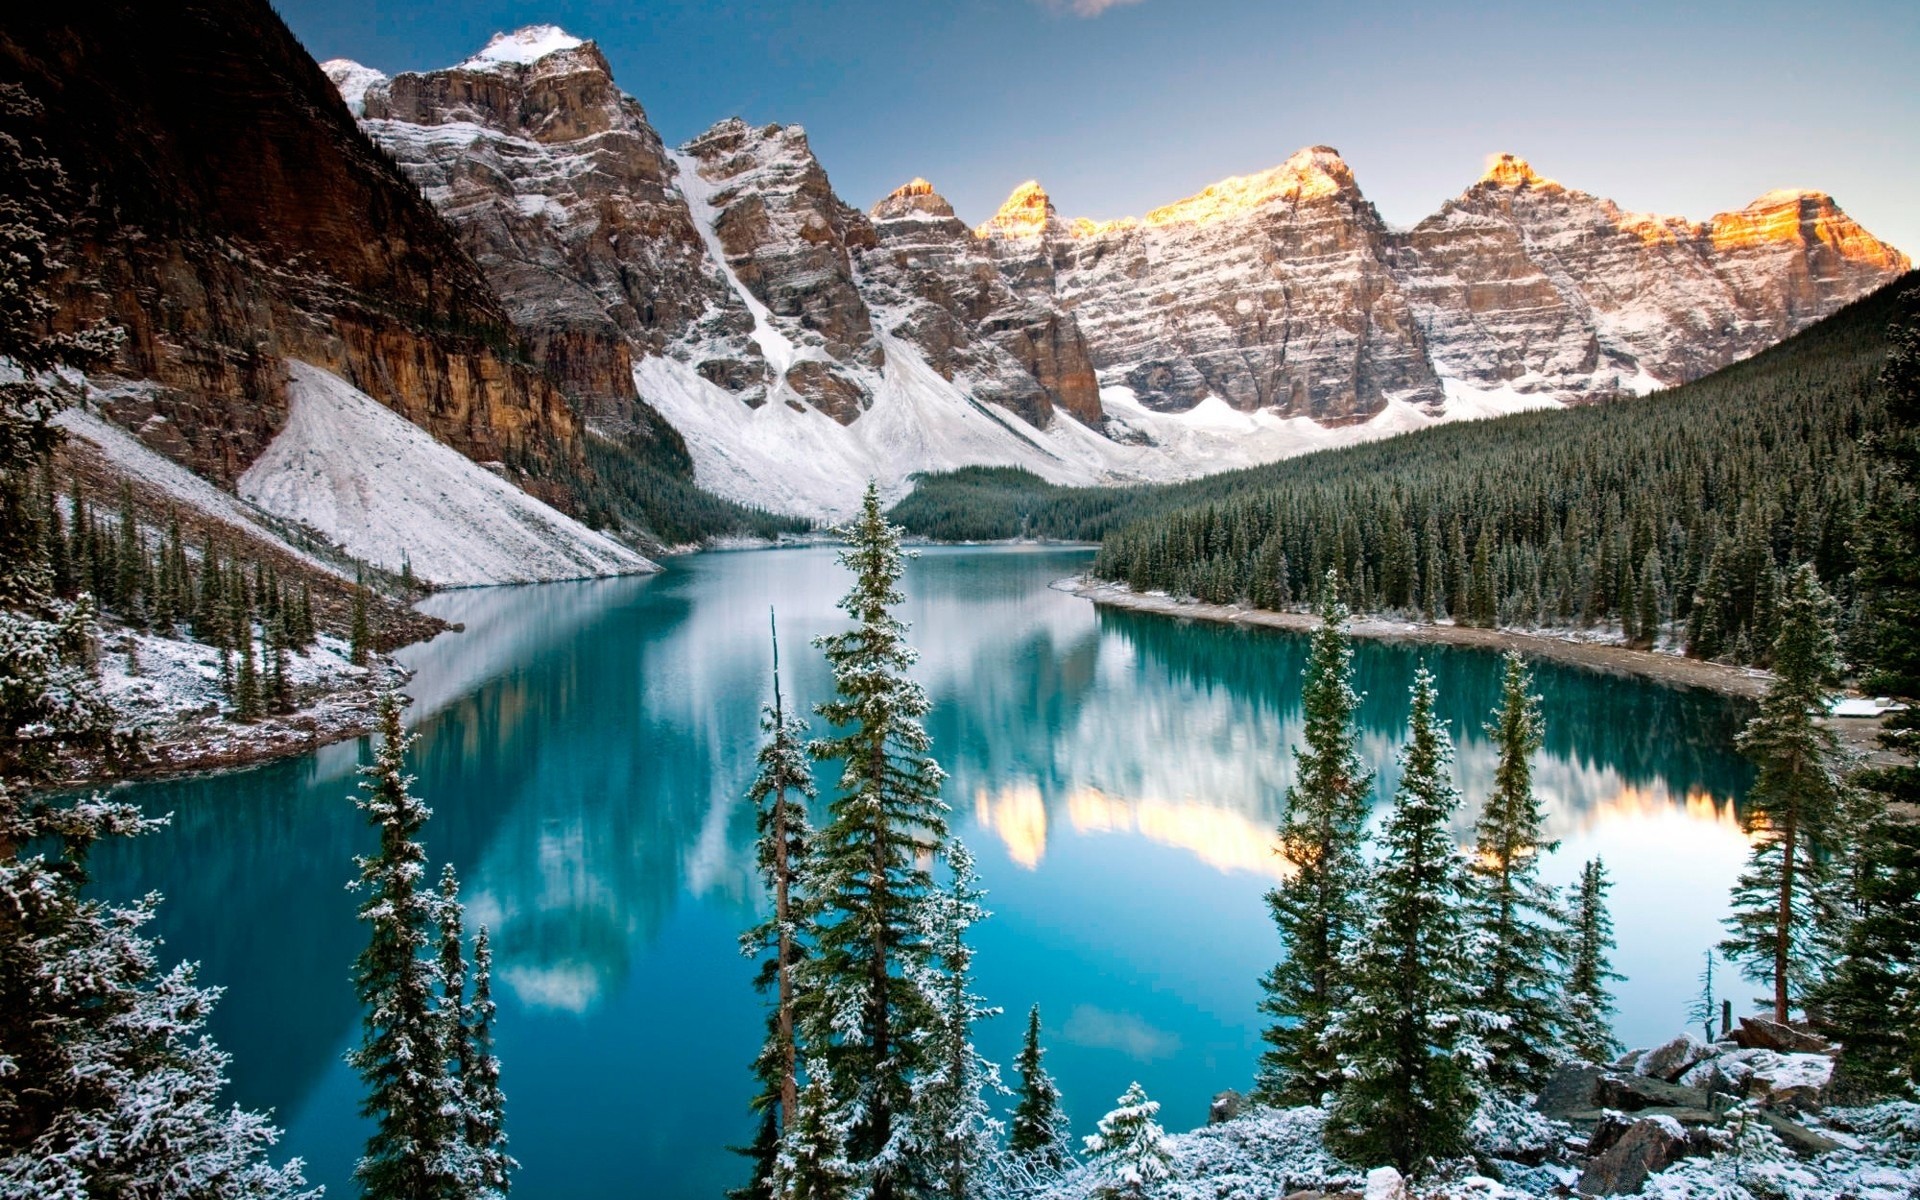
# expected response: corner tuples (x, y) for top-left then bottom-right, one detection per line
(1577, 1116), (1692, 1195)
(1746, 1053), (1834, 1112)
(1756, 1110), (1842, 1157)
(1594, 1073), (1712, 1113)
(1636, 1033), (1714, 1082)
(1209, 1089), (1243, 1124)
(1677, 1055), (1742, 1096)
(1733, 1017), (1833, 1054)
(1362, 1166), (1410, 1200)
(1537, 1065), (1606, 1119)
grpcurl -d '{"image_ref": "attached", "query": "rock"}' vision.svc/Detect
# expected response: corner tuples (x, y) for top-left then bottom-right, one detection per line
(1595, 1073), (1712, 1113)
(1577, 1116), (1692, 1195)
(1209, 1088), (1243, 1124)
(1363, 1166), (1410, 1200)
(1610, 1049), (1647, 1074)
(1677, 1056), (1741, 1096)
(1733, 1017), (1834, 1054)
(1756, 1110), (1842, 1157)
(1637, 1033), (1714, 1082)
(1745, 1052), (1834, 1112)
(1537, 1065), (1606, 1118)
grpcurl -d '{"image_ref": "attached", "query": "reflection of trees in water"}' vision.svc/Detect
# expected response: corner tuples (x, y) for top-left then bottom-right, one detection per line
(955, 608), (1755, 872)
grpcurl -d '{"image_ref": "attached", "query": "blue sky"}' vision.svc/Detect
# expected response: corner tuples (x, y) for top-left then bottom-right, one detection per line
(281, 0), (1919, 255)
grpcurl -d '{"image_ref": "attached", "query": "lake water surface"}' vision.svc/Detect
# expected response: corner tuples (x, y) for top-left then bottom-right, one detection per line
(88, 545), (1755, 1198)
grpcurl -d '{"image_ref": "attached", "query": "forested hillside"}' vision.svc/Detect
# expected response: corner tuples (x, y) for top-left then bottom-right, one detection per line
(895, 274), (1916, 663)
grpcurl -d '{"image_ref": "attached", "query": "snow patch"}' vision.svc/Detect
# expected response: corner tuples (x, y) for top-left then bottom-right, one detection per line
(319, 59), (387, 117)
(461, 25), (584, 68)
(237, 361), (657, 587)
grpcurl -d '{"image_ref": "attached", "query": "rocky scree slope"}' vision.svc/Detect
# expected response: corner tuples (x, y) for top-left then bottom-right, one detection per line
(329, 27), (1909, 518)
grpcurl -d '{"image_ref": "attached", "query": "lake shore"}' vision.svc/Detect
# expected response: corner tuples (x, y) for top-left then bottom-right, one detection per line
(1061, 576), (1779, 698)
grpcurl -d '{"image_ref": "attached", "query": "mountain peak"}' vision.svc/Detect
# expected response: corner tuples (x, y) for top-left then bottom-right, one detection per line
(975, 180), (1062, 240)
(461, 25), (587, 69)
(1127, 145), (1357, 231)
(320, 59), (387, 117)
(1480, 153), (1554, 189)
(871, 177), (956, 221)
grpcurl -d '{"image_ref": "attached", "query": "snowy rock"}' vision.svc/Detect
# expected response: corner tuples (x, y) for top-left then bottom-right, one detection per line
(1732, 1017), (1833, 1054)
(1637, 1033), (1716, 1082)
(1596, 1073), (1712, 1113)
(237, 361), (657, 586)
(1537, 1064), (1608, 1120)
(1208, 1089), (1243, 1124)
(1745, 1053), (1834, 1112)
(1578, 1115), (1694, 1195)
(1362, 1165), (1409, 1200)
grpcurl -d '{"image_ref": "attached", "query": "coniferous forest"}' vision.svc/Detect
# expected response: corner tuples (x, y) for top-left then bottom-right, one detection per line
(894, 276), (1917, 667)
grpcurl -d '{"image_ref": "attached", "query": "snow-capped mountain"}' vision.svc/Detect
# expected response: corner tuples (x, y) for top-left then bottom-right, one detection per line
(327, 28), (1910, 518)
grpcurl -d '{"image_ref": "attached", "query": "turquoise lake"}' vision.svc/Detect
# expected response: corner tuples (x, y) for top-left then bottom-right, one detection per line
(86, 545), (1757, 1198)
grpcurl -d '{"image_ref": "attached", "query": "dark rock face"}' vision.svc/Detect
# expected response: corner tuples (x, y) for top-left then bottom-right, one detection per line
(0, 2), (583, 491)
(1732, 1017), (1834, 1054)
(1537, 1064), (1607, 1120)
(1637, 1033), (1715, 1082)
(1577, 1116), (1691, 1195)
(1208, 1089), (1243, 1125)
(345, 39), (736, 427)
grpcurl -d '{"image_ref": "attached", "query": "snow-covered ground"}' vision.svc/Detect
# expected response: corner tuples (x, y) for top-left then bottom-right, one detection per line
(238, 361), (657, 587)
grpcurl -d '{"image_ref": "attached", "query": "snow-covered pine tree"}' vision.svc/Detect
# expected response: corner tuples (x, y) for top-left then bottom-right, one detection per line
(1083, 1082), (1173, 1200)
(1719, 564), (1852, 1022)
(347, 689), (466, 1200)
(1564, 858), (1623, 1063)
(1008, 1004), (1072, 1175)
(908, 840), (1003, 1200)
(1326, 666), (1484, 1175)
(465, 926), (514, 1195)
(436, 865), (485, 1196)
(798, 482), (949, 1200)
(1253, 573), (1373, 1107)
(0, 775), (315, 1196)
(1467, 650), (1567, 1092)
(777, 1072), (857, 1200)
(738, 611), (817, 1200)
(351, 580), (373, 666)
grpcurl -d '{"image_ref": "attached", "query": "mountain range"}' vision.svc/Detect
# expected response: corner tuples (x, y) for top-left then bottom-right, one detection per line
(0, 3), (1907, 579)
(325, 24), (1908, 518)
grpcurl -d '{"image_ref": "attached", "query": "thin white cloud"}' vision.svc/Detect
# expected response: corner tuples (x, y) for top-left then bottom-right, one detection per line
(1038, 0), (1149, 16)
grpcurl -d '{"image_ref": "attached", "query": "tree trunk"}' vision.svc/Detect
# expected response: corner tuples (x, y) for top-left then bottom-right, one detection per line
(1775, 812), (1796, 1024)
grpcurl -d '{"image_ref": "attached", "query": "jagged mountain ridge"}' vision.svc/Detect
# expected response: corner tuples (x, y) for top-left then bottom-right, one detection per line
(326, 26), (1909, 518)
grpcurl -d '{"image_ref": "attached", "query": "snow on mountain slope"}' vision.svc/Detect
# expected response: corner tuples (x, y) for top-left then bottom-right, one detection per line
(52, 400), (348, 578)
(239, 361), (657, 586)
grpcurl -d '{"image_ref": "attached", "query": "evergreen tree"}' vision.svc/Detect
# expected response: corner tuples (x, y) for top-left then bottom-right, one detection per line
(234, 603), (261, 721)
(1253, 575), (1373, 1107)
(1688, 950), (1719, 1042)
(435, 866), (484, 1197)
(738, 612), (816, 1200)
(777, 1073), (856, 1200)
(351, 580), (373, 666)
(1467, 651), (1567, 1092)
(1326, 667), (1483, 1175)
(347, 690), (465, 1200)
(0, 783), (315, 1197)
(1815, 293), (1920, 1094)
(1564, 858), (1623, 1064)
(1719, 565), (1852, 1022)
(797, 482), (949, 1200)
(1082, 1082), (1172, 1200)
(1008, 1005), (1072, 1175)
(465, 926), (514, 1196)
(908, 841), (1003, 1200)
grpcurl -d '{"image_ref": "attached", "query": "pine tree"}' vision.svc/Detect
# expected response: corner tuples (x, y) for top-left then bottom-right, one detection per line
(465, 926), (514, 1196)
(738, 611), (816, 1200)
(347, 690), (465, 1200)
(435, 866), (483, 1197)
(1815, 294), (1920, 1095)
(1467, 651), (1567, 1092)
(1253, 574), (1373, 1107)
(1564, 858), (1623, 1064)
(351, 580), (373, 667)
(1688, 950), (1719, 1042)
(1326, 667), (1483, 1175)
(0, 784), (314, 1197)
(235, 602), (262, 721)
(795, 482), (949, 1200)
(1719, 565), (1852, 1022)
(908, 841), (1003, 1200)
(1082, 1082), (1172, 1200)
(777, 1073), (856, 1200)
(1008, 1005), (1072, 1175)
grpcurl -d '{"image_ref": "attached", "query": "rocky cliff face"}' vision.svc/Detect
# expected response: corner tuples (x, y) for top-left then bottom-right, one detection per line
(0, 3), (585, 493)
(977, 149), (1442, 421)
(329, 27), (1910, 516)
